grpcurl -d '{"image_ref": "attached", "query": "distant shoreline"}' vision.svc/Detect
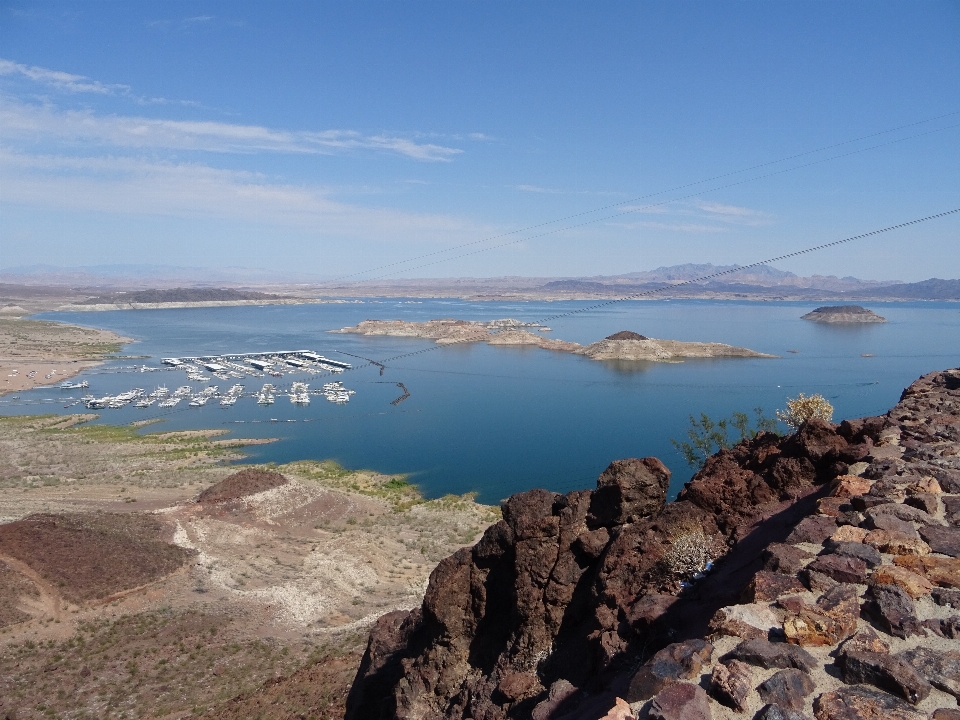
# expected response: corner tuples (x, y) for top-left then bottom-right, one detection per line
(56, 298), (362, 311)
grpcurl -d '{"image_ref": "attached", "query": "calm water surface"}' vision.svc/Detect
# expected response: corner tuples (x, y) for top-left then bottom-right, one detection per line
(6, 300), (958, 503)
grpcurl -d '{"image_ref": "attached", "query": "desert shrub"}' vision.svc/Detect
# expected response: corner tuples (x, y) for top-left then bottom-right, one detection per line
(662, 530), (715, 579)
(671, 408), (778, 469)
(776, 392), (833, 430)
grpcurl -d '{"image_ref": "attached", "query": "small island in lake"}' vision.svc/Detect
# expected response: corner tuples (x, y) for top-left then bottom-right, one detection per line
(332, 321), (775, 363)
(801, 305), (887, 323)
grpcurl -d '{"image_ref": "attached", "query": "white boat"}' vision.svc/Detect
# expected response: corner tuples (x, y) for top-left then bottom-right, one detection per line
(60, 380), (89, 390)
(220, 396), (237, 406)
(189, 396), (210, 407)
(158, 397), (181, 408)
(135, 398), (155, 408)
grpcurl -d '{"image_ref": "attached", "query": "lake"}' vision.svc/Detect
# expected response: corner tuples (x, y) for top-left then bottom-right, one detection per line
(5, 299), (959, 503)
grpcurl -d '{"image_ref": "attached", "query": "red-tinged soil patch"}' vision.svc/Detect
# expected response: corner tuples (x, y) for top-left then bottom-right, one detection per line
(200, 650), (363, 720)
(0, 606), (317, 720)
(198, 467), (289, 505)
(0, 512), (194, 604)
(0, 559), (38, 627)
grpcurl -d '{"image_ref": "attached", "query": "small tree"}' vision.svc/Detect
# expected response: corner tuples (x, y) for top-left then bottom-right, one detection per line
(776, 393), (833, 430)
(671, 408), (778, 469)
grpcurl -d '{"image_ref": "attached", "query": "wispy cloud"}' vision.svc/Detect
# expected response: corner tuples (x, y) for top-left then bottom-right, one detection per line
(1, 98), (463, 161)
(610, 220), (728, 233)
(1, 150), (487, 240)
(696, 201), (772, 226)
(0, 58), (129, 95)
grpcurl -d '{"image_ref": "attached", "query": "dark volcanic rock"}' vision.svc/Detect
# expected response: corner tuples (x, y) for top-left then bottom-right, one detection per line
(931, 587), (960, 608)
(836, 628), (889, 655)
(346, 367), (960, 720)
(649, 682), (712, 720)
(755, 705), (811, 720)
(763, 544), (814, 575)
(756, 669), (816, 711)
(625, 640), (713, 702)
(743, 571), (805, 603)
(805, 555), (867, 584)
(813, 685), (926, 720)
(723, 639), (817, 672)
(862, 584), (919, 639)
(821, 541), (881, 569)
(709, 659), (754, 711)
(786, 517), (838, 545)
(836, 651), (932, 704)
(903, 492), (938, 514)
(587, 457), (669, 528)
(896, 646), (960, 700)
(933, 711), (960, 720)
(918, 524), (960, 557)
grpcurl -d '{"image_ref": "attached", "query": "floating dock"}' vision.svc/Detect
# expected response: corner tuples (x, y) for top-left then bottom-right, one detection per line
(161, 350), (351, 370)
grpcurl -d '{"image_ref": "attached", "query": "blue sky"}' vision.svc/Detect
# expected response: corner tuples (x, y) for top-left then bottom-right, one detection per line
(1, 1), (958, 281)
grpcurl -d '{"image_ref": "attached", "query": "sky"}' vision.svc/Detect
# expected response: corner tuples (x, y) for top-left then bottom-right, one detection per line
(1, 1), (958, 282)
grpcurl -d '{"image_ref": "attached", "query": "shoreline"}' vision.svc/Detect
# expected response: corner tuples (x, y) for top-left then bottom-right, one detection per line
(0, 318), (132, 396)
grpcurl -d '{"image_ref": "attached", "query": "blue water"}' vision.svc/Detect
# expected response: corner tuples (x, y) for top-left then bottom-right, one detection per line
(5, 300), (958, 503)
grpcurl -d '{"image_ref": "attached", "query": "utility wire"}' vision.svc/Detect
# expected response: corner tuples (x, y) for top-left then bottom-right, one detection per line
(371, 207), (960, 365)
(348, 123), (960, 283)
(325, 111), (960, 285)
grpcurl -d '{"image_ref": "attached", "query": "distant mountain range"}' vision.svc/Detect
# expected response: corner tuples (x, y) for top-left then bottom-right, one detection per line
(2, 263), (959, 301)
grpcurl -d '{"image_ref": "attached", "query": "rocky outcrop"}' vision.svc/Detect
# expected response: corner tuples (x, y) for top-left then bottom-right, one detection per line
(801, 306), (887, 323)
(347, 368), (960, 719)
(331, 319), (775, 363)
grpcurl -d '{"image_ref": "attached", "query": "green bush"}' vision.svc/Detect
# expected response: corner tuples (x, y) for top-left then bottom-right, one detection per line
(671, 408), (778, 469)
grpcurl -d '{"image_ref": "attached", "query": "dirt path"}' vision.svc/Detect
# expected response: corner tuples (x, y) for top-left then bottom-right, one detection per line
(0, 553), (67, 623)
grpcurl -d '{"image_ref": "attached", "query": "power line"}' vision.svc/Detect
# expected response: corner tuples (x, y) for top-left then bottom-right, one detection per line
(371, 207), (960, 365)
(348, 123), (960, 283)
(325, 111), (960, 285)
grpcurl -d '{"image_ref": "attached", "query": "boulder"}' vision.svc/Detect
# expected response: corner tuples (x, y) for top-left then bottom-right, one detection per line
(903, 493), (938, 515)
(649, 683), (712, 720)
(830, 526), (868, 544)
(587, 458), (670, 528)
(931, 587), (960, 608)
(869, 503), (941, 526)
(786, 517), (838, 545)
(710, 659), (754, 711)
(837, 628), (889, 655)
(723, 639), (817, 672)
(743, 571), (806, 603)
(832, 476), (873, 498)
(496, 671), (543, 702)
(625, 640), (713, 703)
(821, 541), (881, 569)
(864, 513), (917, 538)
(933, 711), (960, 720)
(805, 555), (867, 584)
(756, 705), (812, 720)
(532, 679), (579, 720)
(893, 554), (960, 587)
(862, 584), (919, 639)
(896, 646), (960, 700)
(918, 525), (960, 557)
(813, 685), (926, 720)
(836, 651), (932, 704)
(764, 544), (814, 574)
(862, 530), (930, 556)
(869, 566), (932, 599)
(710, 604), (781, 640)
(599, 697), (636, 720)
(756, 669), (816, 711)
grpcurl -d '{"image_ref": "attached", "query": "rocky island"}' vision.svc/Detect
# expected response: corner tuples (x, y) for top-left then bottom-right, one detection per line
(801, 306), (887, 323)
(332, 321), (775, 363)
(346, 366), (960, 720)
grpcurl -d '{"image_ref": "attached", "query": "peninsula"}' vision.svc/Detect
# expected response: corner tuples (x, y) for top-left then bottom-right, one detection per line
(0, 318), (131, 395)
(332, 320), (775, 362)
(801, 305), (887, 323)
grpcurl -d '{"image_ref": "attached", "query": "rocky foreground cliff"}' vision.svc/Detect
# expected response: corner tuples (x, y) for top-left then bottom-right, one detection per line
(346, 368), (960, 720)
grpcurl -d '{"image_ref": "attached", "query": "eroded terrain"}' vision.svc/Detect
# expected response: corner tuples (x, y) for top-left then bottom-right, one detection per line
(0, 414), (498, 719)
